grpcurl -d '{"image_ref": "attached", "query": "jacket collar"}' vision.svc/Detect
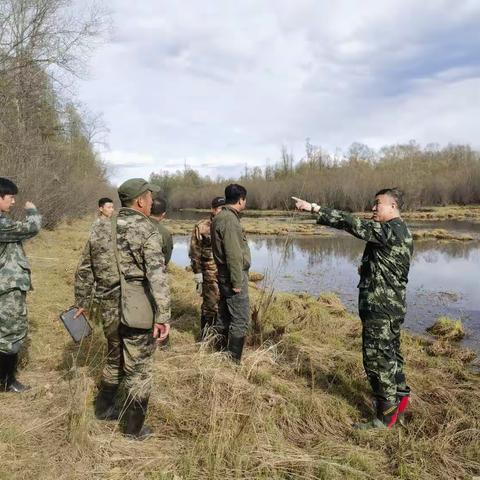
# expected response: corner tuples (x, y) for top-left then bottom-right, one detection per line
(223, 204), (240, 218)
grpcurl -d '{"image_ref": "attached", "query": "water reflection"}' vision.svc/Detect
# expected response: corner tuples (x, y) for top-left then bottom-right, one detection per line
(171, 234), (480, 349)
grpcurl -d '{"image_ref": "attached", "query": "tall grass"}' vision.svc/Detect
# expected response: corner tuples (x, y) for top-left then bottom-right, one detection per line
(0, 218), (478, 479)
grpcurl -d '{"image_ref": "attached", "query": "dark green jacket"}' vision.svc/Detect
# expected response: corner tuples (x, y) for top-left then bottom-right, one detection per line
(150, 218), (173, 266)
(316, 208), (413, 317)
(211, 205), (251, 289)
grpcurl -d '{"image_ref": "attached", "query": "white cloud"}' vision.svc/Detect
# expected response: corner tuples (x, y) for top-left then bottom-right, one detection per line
(77, 0), (480, 181)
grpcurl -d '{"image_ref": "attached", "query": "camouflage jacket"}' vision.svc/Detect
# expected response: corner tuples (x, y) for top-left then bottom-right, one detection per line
(0, 208), (42, 294)
(211, 206), (251, 289)
(189, 217), (217, 277)
(316, 208), (413, 317)
(75, 208), (170, 324)
(150, 218), (173, 266)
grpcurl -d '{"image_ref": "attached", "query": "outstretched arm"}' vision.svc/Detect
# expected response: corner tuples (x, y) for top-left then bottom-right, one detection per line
(293, 196), (392, 245)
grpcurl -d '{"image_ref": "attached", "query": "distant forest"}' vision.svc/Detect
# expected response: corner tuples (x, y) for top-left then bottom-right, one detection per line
(150, 141), (480, 211)
(0, 0), (113, 228)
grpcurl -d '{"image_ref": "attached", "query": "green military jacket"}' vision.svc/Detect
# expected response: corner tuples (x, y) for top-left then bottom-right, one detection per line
(0, 208), (42, 295)
(316, 208), (413, 318)
(75, 208), (170, 324)
(211, 205), (251, 289)
(150, 218), (173, 266)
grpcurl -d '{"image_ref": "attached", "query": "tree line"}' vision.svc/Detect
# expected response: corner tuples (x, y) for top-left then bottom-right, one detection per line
(0, 0), (113, 228)
(150, 141), (480, 211)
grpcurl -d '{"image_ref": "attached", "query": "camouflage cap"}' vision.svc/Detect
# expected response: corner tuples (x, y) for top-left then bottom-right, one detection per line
(211, 196), (225, 208)
(118, 178), (161, 203)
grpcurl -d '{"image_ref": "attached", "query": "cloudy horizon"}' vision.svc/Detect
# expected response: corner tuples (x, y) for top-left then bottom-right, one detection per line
(77, 0), (480, 185)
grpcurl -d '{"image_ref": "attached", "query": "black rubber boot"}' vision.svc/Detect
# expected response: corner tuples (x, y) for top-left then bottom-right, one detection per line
(354, 399), (399, 430)
(200, 314), (216, 341)
(213, 332), (228, 352)
(94, 382), (120, 420)
(0, 352), (8, 390)
(0, 352), (29, 393)
(227, 336), (245, 363)
(121, 398), (153, 440)
(198, 315), (207, 341)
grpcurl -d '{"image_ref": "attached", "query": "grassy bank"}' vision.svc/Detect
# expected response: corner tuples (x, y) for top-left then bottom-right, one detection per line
(412, 229), (474, 241)
(181, 205), (480, 221)
(0, 219), (479, 479)
(169, 205), (480, 238)
(164, 216), (332, 237)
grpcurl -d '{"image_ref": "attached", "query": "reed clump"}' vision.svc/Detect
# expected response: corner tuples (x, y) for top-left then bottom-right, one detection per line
(427, 316), (466, 341)
(412, 229), (474, 241)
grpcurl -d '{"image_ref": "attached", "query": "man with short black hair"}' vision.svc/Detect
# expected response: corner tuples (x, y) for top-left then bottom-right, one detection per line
(294, 188), (413, 429)
(211, 184), (251, 362)
(189, 196), (225, 340)
(0, 177), (41, 392)
(149, 196), (173, 266)
(98, 197), (114, 220)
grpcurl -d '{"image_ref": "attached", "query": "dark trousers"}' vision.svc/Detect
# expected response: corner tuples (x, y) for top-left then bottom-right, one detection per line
(215, 271), (250, 339)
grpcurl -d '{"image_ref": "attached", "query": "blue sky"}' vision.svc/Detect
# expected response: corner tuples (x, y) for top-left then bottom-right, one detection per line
(77, 0), (480, 184)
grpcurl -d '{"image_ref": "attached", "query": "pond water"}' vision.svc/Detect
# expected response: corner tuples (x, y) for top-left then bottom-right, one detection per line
(171, 224), (480, 349)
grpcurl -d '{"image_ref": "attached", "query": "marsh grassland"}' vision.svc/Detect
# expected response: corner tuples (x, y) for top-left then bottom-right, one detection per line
(0, 218), (479, 479)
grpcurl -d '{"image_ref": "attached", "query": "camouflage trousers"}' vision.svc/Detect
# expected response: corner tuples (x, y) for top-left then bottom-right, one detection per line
(216, 271), (250, 338)
(0, 289), (28, 355)
(201, 271), (220, 321)
(96, 296), (156, 402)
(360, 311), (408, 403)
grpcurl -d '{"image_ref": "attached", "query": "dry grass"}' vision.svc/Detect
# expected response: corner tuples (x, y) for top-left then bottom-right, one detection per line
(164, 217), (332, 237)
(181, 205), (480, 221)
(249, 272), (265, 282)
(427, 317), (466, 341)
(412, 229), (474, 241)
(426, 341), (476, 363)
(0, 219), (479, 479)
(167, 205), (480, 240)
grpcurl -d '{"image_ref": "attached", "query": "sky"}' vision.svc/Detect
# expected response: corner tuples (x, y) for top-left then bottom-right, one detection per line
(77, 0), (480, 185)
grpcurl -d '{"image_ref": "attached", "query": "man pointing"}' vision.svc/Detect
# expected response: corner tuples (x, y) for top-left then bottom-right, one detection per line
(294, 188), (413, 429)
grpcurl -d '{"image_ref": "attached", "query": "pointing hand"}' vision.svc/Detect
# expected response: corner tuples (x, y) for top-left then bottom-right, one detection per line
(291, 197), (312, 212)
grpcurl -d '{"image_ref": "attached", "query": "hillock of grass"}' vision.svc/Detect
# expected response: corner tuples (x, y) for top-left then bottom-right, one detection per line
(412, 229), (474, 241)
(0, 219), (479, 479)
(427, 316), (466, 341)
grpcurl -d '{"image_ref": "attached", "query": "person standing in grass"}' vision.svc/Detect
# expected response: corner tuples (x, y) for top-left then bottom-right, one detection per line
(75, 178), (170, 440)
(293, 188), (412, 429)
(149, 195), (173, 267)
(149, 194), (173, 350)
(211, 184), (251, 362)
(189, 196), (225, 340)
(0, 177), (41, 393)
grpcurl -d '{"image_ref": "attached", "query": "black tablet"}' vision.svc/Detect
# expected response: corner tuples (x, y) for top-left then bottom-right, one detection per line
(59, 307), (92, 343)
